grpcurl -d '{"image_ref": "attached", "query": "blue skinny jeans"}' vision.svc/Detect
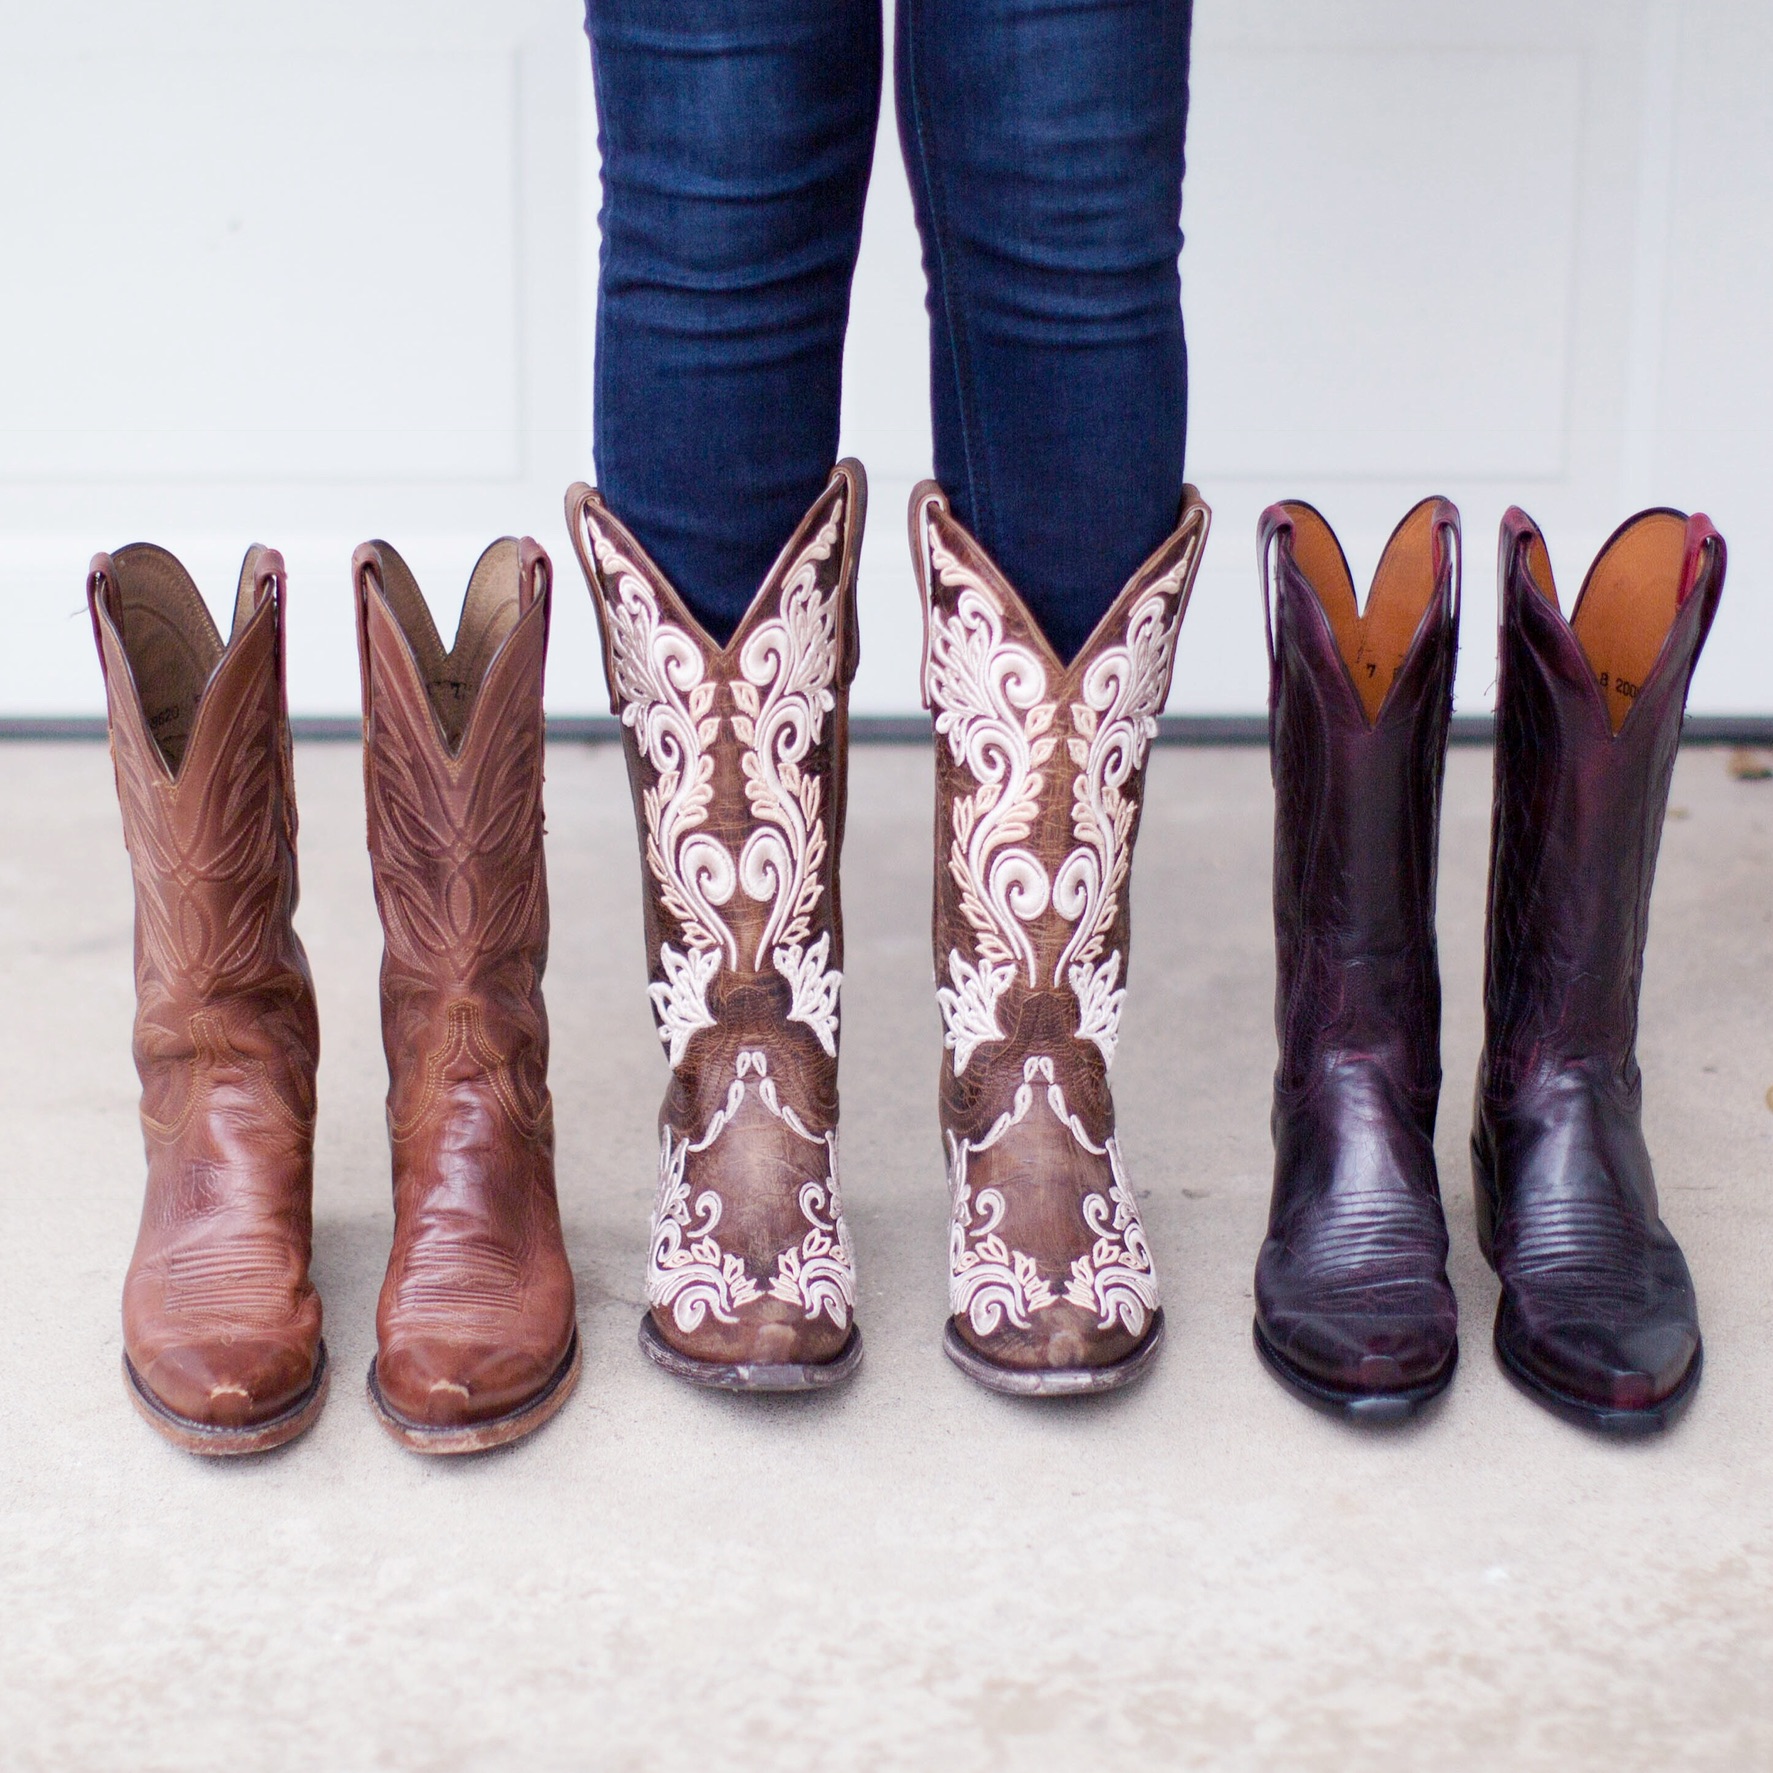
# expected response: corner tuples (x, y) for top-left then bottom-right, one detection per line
(584, 0), (1192, 660)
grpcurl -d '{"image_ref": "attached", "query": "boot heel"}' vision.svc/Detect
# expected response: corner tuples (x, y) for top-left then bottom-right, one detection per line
(1470, 1135), (1499, 1268)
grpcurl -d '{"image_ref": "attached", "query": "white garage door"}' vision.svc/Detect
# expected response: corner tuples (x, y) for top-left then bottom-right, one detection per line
(0, 0), (1764, 718)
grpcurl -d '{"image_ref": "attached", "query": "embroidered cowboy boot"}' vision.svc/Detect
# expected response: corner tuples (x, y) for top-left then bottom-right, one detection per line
(354, 537), (579, 1452)
(1254, 499), (1461, 1420)
(88, 545), (325, 1455)
(911, 481), (1211, 1395)
(1476, 505), (1725, 1432)
(567, 462), (865, 1390)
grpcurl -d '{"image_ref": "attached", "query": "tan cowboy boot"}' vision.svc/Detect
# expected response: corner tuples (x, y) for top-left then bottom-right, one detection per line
(89, 545), (326, 1454)
(567, 462), (865, 1390)
(911, 481), (1211, 1394)
(353, 537), (579, 1452)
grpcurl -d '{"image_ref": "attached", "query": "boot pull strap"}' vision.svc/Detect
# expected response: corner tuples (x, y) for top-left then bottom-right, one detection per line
(565, 482), (625, 718)
(1432, 506), (1462, 638)
(1256, 503), (1295, 719)
(517, 536), (551, 623)
(908, 482), (948, 716)
(250, 551), (292, 765)
(243, 547), (286, 617)
(351, 541), (386, 732)
(1679, 514), (1724, 613)
(86, 552), (125, 694)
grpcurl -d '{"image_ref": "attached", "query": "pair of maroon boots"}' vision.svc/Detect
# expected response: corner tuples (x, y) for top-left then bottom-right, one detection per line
(1254, 498), (1725, 1433)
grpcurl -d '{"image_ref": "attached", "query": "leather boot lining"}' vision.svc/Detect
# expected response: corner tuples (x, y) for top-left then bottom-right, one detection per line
(1283, 502), (1439, 723)
(366, 540), (524, 753)
(1570, 512), (1687, 733)
(107, 545), (224, 775)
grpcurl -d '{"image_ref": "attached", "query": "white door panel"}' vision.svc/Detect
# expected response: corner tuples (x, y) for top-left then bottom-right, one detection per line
(0, 0), (1765, 716)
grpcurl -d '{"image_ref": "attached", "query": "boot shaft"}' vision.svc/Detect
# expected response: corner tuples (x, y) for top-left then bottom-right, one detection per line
(1262, 499), (1458, 1097)
(914, 479), (1210, 1139)
(569, 462), (864, 1121)
(353, 537), (552, 1010)
(352, 531), (553, 1134)
(87, 545), (315, 1076)
(1483, 507), (1725, 1094)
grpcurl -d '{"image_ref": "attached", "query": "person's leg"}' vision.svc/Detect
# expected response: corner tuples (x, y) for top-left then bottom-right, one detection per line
(585, 0), (881, 641)
(896, 0), (1192, 661)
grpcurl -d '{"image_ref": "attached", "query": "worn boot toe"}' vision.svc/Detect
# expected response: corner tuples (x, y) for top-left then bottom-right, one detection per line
(375, 1329), (572, 1429)
(135, 1335), (318, 1430)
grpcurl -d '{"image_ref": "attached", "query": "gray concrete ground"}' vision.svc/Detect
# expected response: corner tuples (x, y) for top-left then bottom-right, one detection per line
(1, 739), (1770, 1772)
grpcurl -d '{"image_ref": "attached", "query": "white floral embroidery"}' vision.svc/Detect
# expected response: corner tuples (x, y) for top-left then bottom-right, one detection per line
(645, 1049), (856, 1333)
(946, 1057), (1059, 1334)
(922, 523), (1057, 1071)
(1068, 951), (1126, 1069)
(935, 950), (1017, 1078)
(647, 1131), (763, 1333)
(945, 1055), (1159, 1340)
(1051, 583), (1188, 1061)
(593, 528), (737, 1065)
(1063, 1141), (1160, 1335)
(734, 507), (847, 1054)
(950, 1160), (1058, 1335)
(768, 1172), (856, 1329)
(773, 932), (842, 1059)
(647, 943), (721, 1068)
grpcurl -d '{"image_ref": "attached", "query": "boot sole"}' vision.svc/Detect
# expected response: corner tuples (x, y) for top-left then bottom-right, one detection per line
(638, 1312), (863, 1391)
(942, 1309), (1165, 1397)
(124, 1339), (330, 1457)
(1251, 1319), (1456, 1423)
(367, 1329), (582, 1455)
(1493, 1319), (1703, 1435)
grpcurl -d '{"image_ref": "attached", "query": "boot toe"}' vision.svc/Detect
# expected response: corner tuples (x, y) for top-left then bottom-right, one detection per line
(952, 1300), (1147, 1374)
(135, 1336), (318, 1430)
(375, 1330), (573, 1428)
(1497, 1294), (1700, 1415)
(650, 1299), (851, 1371)
(1256, 1294), (1456, 1396)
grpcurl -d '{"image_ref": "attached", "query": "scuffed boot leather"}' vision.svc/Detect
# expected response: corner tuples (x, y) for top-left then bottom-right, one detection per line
(1475, 505), (1725, 1432)
(89, 545), (326, 1454)
(1253, 499), (1461, 1419)
(567, 463), (866, 1389)
(355, 537), (580, 1451)
(912, 481), (1210, 1394)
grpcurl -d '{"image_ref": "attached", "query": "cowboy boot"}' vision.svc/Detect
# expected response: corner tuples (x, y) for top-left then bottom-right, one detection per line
(1475, 505), (1725, 1432)
(911, 481), (1211, 1395)
(354, 536), (579, 1452)
(566, 462), (866, 1390)
(88, 545), (325, 1455)
(1253, 499), (1461, 1420)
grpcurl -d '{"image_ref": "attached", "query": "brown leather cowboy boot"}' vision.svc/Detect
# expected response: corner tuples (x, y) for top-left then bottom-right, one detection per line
(354, 537), (579, 1452)
(566, 462), (865, 1391)
(1475, 505), (1724, 1433)
(88, 544), (326, 1454)
(911, 481), (1211, 1395)
(1254, 499), (1461, 1421)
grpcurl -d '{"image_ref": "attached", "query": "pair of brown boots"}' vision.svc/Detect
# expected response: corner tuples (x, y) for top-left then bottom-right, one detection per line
(90, 537), (575, 1455)
(93, 462), (1214, 1451)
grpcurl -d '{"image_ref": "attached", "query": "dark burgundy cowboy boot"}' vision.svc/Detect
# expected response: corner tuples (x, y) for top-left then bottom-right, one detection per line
(1475, 506), (1725, 1433)
(1253, 499), (1462, 1420)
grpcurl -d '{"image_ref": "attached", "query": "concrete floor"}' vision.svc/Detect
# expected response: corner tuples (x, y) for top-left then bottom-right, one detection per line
(1, 739), (1770, 1772)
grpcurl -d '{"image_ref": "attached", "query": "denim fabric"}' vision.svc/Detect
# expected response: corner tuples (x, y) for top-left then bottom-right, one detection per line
(585, 0), (1191, 658)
